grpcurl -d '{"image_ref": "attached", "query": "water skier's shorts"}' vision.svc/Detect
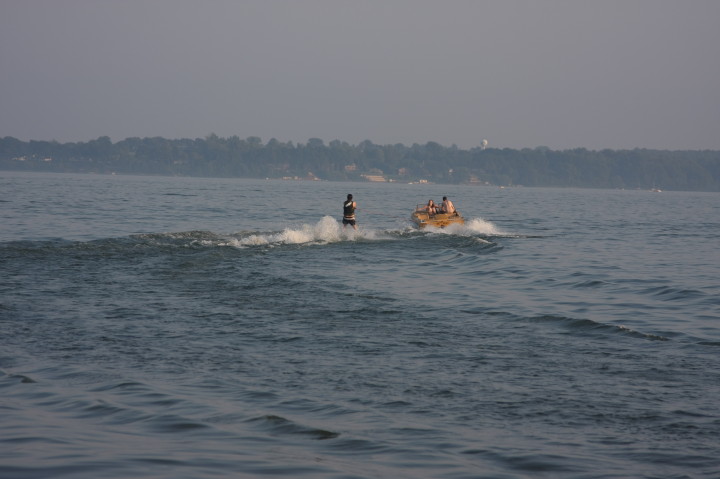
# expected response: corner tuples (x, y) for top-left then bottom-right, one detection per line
(342, 217), (356, 226)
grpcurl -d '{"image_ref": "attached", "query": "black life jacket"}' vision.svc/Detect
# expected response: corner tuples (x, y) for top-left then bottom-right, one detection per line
(343, 200), (355, 218)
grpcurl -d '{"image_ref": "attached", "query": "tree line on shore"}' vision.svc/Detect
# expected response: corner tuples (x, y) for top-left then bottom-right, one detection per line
(1, 135), (719, 191)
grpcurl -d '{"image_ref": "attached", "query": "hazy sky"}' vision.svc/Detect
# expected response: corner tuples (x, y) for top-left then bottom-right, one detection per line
(2, 0), (719, 150)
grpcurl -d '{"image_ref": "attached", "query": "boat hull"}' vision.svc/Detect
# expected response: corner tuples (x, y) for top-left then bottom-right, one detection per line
(411, 211), (465, 228)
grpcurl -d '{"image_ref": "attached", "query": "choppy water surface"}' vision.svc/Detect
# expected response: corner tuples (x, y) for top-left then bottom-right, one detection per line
(1, 172), (719, 478)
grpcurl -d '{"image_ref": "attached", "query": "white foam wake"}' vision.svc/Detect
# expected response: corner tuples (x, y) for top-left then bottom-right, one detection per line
(217, 215), (508, 248)
(228, 216), (376, 248)
(463, 217), (508, 235)
(421, 217), (508, 236)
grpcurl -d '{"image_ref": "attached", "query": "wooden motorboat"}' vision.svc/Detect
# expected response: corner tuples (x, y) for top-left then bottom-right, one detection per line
(411, 204), (465, 228)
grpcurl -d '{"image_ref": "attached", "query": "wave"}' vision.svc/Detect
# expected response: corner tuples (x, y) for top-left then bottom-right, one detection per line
(1, 215), (511, 253)
(421, 217), (509, 236)
(227, 216), (362, 247)
(205, 216), (508, 249)
(527, 314), (669, 341)
(462, 310), (670, 342)
(246, 414), (340, 440)
(641, 285), (709, 302)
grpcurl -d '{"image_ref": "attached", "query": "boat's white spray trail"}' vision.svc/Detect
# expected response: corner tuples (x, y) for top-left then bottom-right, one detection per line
(422, 217), (508, 236)
(223, 215), (509, 248)
(228, 216), (383, 247)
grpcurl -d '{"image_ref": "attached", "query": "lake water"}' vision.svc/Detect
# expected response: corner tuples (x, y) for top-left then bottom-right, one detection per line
(1, 171), (719, 478)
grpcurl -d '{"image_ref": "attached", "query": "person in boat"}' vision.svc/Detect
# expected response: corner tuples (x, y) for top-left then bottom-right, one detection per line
(342, 194), (358, 230)
(425, 199), (438, 215)
(441, 196), (456, 214)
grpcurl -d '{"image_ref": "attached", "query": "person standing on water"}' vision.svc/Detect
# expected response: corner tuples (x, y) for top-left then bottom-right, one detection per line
(343, 194), (358, 230)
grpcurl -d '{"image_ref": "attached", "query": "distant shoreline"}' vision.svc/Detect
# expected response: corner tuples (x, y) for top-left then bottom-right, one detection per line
(2, 136), (719, 191)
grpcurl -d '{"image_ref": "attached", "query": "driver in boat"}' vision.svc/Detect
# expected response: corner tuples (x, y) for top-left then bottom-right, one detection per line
(441, 196), (455, 214)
